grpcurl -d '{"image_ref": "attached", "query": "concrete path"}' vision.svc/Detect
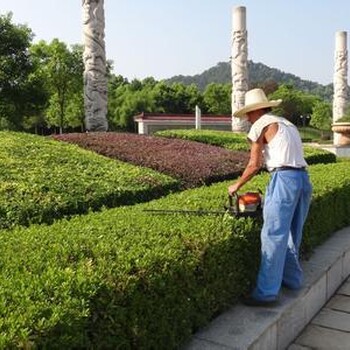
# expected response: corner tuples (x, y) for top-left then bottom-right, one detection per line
(288, 276), (350, 350)
(183, 226), (350, 350)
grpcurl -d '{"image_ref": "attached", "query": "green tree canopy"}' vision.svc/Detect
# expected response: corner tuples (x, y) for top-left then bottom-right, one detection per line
(108, 83), (156, 131)
(30, 40), (84, 133)
(310, 100), (332, 131)
(152, 82), (202, 114)
(0, 13), (46, 130)
(203, 83), (231, 114)
(108, 79), (204, 131)
(269, 84), (319, 125)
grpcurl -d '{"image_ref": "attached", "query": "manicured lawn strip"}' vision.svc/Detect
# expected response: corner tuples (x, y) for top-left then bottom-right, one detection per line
(52, 132), (250, 188)
(155, 129), (337, 165)
(0, 162), (349, 348)
(0, 131), (179, 228)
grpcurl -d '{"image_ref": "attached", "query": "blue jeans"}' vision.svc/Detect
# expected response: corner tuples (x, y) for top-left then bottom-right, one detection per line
(252, 169), (312, 301)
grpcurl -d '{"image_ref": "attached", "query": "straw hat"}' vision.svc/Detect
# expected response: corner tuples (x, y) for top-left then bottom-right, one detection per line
(233, 88), (282, 118)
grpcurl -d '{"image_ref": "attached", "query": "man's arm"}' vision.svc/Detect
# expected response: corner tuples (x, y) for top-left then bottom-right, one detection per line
(228, 135), (264, 196)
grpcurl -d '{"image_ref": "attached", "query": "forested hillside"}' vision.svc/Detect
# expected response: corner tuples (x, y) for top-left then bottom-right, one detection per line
(166, 61), (334, 101)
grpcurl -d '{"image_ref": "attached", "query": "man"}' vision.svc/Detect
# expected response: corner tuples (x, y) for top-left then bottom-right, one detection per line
(228, 88), (312, 306)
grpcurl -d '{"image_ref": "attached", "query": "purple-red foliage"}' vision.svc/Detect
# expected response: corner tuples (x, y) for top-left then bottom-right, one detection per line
(52, 132), (249, 188)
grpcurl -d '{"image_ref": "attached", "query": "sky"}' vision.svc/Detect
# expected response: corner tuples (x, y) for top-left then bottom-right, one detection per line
(1, 0), (350, 85)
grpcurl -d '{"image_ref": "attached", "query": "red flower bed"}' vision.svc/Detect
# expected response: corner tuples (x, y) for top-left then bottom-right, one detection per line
(52, 132), (249, 188)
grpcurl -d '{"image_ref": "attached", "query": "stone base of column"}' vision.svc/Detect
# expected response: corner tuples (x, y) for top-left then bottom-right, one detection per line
(333, 132), (350, 146)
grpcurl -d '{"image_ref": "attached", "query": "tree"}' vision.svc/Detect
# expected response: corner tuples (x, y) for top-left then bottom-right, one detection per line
(310, 100), (332, 137)
(65, 92), (85, 131)
(269, 84), (319, 125)
(203, 83), (231, 114)
(0, 13), (46, 130)
(107, 77), (204, 131)
(151, 81), (202, 114)
(250, 79), (278, 95)
(30, 40), (84, 133)
(108, 80), (156, 131)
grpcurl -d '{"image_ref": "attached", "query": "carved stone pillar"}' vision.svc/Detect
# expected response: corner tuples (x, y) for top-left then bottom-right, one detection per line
(332, 31), (348, 144)
(82, 0), (108, 131)
(231, 6), (250, 132)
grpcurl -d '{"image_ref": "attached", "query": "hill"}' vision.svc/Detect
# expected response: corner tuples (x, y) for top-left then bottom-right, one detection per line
(165, 60), (334, 100)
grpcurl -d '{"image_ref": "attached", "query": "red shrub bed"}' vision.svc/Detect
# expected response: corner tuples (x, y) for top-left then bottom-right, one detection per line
(52, 132), (249, 188)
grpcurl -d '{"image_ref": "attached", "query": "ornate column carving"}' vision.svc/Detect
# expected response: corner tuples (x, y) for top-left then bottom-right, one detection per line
(82, 0), (108, 131)
(333, 31), (348, 144)
(231, 6), (250, 132)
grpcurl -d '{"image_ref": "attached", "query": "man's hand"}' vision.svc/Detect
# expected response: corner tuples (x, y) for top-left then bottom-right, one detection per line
(228, 182), (240, 196)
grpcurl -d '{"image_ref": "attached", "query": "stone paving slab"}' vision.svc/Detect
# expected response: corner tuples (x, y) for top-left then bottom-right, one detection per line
(183, 226), (350, 350)
(292, 324), (350, 350)
(183, 304), (280, 349)
(326, 294), (350, 313)
(319, 231), (350, 252)
(287, 344), (312, 350)
(312, 307), (350, 332)
(338, 280), (350, 296)
(183, 338), (232, 349)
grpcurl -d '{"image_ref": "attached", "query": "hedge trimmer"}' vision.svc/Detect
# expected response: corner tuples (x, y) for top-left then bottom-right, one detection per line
(143, 191), (263, 218)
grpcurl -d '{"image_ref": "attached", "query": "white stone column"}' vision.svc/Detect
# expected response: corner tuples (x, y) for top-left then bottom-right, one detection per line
(82, 0), (108, 131)
(231, 6), (250, 132)
(333, 31), (348, 145)
(195, 105), (201, 130)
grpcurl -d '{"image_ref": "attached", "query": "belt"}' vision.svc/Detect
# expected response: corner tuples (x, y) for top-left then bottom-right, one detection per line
(271, 166), (306, 173)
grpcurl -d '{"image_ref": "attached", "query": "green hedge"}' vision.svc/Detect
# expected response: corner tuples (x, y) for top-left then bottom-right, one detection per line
(155, 129), (249, 151)
(303, 146), (337, 165)
(156, 129), (337, 165)
(0, 132), (180, 228)
(0, 162), (349, 348)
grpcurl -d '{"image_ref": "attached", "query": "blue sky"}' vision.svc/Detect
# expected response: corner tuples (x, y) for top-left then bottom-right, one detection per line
(1, 0), (350, 85)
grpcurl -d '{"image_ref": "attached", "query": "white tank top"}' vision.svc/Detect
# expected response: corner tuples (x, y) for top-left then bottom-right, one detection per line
(248, 114), (307, 171)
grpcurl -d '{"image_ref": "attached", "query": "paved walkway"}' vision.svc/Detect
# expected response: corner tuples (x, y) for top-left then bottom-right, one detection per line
(183, 226), (350, 350)
(288, 276), (350, 349)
